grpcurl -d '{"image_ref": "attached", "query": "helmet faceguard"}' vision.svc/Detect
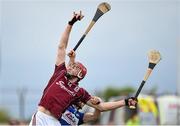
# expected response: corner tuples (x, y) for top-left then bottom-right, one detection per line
(76, 62), (87, 80)
(66, 62), (87, 81)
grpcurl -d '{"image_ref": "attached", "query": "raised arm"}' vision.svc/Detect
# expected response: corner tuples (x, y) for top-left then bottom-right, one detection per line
(56, 11), (84, 66)
(67, 50), (76, 65)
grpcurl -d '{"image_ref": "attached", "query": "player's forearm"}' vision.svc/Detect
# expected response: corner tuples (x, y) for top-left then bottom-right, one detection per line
(58, 24), (72, 49)
(69, 57), (75, 64)
(96, 100), (125, 112)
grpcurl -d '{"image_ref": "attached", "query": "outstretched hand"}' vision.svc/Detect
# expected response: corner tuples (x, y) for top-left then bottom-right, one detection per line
(68, 11), (84, 25)
(125, 97), (138, 108)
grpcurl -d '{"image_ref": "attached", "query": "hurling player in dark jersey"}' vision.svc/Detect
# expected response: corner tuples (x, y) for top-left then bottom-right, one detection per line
(29, 11), (138, 126)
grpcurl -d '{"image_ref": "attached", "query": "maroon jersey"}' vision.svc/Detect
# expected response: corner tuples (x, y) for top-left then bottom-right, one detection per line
(39, 63), (91, 119)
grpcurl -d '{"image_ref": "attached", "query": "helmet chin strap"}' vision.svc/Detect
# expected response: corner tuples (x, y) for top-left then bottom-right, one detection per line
(77, 70), (83, 79)
(65, 73), (74, 79)
(66, 72), (81, 83)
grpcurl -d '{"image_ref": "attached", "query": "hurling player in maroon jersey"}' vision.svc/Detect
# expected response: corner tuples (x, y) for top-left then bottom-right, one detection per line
(29, 11), (137, 126)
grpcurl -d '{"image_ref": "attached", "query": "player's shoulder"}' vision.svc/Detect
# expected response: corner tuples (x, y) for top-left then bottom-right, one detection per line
(55, 62), (66, 70)
(54, 62), (67, 75)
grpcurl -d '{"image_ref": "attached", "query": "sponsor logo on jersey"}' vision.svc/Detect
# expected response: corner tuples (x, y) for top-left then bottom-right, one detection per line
(56, 81), (80, 96)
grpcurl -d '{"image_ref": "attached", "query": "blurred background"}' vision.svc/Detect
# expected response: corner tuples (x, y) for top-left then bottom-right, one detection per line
(0, 0), (179, 125)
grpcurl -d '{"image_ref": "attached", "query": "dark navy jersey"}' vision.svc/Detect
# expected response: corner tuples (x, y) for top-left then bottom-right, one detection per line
(59, 105), (84, 125)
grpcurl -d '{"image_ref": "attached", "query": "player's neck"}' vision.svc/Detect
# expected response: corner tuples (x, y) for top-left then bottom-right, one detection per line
(69, 77), (78, 84)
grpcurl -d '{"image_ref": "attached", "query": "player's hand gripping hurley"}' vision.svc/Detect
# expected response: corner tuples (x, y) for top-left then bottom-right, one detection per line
(129, 50), (162, 109)
(73, 2), (111, 51)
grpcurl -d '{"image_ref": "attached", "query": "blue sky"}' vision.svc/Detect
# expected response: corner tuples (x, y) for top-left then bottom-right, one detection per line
(0, 0), (179, 119)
